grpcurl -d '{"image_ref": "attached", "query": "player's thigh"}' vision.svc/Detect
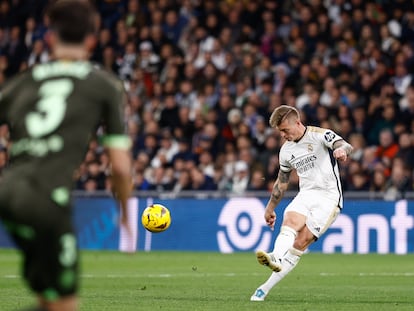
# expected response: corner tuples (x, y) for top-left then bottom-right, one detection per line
(306, 196), (340, 238)
(1, 181), (79, 298)
(282, 194), (308, 231)
(282, 211), (307, 231)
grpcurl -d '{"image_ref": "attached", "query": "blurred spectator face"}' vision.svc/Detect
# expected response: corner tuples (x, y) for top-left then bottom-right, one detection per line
(382, 103), (396, 121)
(360, 24), (374, 42)
(160, 43), (173, 59)
(135, 152), (150, 172)
(352, 106), (365, 124)
(330, 22), (343, 39)
(190, 167), (205, 187)
(151, 9), (163, 25)
(307, 22), (319, 38)
(395, 63), (408, 78)
(249, 170), (265, 189)
(379, 129), (394, 148)
(203, 123), (218, 138)
(219, 27), (232, 46)
(144, 134), (157, 149)
(203, 63), (217, 79)
(206, 13), (218, 30)
(178, 106), (190, 123)
(165, 10), (178, 26)
(199, 151), (213, 166)
(407, 86), (414, 107)
(349, 133), (365, 149)
(103, 46), (115, 62)
(180, 80), (193, 94)
(0, 1), (9, 15)
(390, 160), (406, 185)
(239, 147), (253, 165)
(87, 162), (101, 177)
(398, 132), (412, 148)
(255, 117), (267, 134)
(26, 17), (36, 32)
(236, 136), (252, 150)
(177, 170), (191, 187)
(348, 160), (362, 176)
(84, 179), (97, 192)
(151, 24), (163, 41)
(351, 172), (368, 190)
(99, 28), (111, 45)
(173, 157), (185, 172)
(372, 170), (386, 189)
(265, 135), (279, 150)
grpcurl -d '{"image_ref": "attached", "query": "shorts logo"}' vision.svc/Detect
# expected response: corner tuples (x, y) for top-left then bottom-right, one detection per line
(324, 131), (336, 142)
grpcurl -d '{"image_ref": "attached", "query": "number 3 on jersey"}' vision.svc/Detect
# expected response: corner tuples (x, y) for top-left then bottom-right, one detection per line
(26, 79), (74, 138)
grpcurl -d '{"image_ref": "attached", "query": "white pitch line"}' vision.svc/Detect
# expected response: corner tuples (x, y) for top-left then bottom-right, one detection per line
(3, 272), (414, 279)
(2, 272), (265, 279)
(320, 272), (414, 277)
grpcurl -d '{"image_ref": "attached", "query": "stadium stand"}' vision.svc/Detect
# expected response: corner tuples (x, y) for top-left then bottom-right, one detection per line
(0, 0), (413, 200)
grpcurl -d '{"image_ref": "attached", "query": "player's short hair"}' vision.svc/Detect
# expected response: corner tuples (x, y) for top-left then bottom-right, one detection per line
(269, 105), (300, 128)
(46, 0), (97, 44)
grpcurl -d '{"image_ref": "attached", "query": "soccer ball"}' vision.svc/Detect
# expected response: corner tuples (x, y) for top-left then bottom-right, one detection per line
(141, 204), (171, 233)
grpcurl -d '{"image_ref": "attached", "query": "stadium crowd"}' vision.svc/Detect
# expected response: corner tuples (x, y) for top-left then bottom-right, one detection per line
(0, 0), (414, 200)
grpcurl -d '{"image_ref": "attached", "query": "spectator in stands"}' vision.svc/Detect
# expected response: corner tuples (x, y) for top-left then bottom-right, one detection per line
(395, 132), (414, 170)
(384, 158), (413, 200)
(150, 129), (179, 169)
(369, 169), (388, 193)
(231, 160), (250, 194)
(1, 0), (414, 195)
(147, 166), (174, 191)
(189, 166), (217, 191)
(247, 169), (267, 191)
(375, 128), (400, 176)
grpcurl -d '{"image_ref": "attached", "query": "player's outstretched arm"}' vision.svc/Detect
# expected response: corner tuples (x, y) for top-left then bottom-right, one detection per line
(265, 170), (291, 230)
(332, 139), (353, 162)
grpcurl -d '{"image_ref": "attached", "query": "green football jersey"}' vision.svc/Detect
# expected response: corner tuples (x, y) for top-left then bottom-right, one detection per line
(0, 60), (130, 195)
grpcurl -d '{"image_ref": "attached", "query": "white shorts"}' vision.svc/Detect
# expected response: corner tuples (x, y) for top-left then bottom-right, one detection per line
(284, 191), (340, 238)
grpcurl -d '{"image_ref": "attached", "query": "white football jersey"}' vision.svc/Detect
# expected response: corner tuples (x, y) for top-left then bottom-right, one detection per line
(279, 126), (344, 207)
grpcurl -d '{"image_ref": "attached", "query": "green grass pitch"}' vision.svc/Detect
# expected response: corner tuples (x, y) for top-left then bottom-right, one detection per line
(0, 249), (413, 310)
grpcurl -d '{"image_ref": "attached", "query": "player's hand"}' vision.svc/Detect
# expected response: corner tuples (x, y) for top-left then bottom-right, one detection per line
(333, 148), (348, 162)
(264, 208), (276, 231)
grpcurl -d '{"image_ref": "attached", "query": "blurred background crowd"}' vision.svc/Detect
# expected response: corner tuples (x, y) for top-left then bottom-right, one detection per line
(0, 0), (414, 200)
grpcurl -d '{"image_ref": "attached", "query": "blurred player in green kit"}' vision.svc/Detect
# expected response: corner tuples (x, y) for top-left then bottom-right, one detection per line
(0, 1), (132, 310)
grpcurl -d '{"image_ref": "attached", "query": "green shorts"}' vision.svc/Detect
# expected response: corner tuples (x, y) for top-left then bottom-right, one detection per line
(0, 178), (79, 301)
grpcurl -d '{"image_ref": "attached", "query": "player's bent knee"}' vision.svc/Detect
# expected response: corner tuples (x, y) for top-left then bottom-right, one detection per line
(280, 225), (297, 236)
(293, 233), (316, 250)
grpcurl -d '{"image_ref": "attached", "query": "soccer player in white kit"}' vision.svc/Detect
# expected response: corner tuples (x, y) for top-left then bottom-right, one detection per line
(251, 105), (353, 301)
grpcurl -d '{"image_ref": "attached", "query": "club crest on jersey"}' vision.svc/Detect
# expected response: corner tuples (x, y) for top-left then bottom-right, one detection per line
(324, 131), (336, 142)
(308, 144), (313, 152)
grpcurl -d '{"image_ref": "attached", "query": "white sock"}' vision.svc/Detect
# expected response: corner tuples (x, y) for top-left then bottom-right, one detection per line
(271, 226), (297, 260)
(259, 248), (303, 293)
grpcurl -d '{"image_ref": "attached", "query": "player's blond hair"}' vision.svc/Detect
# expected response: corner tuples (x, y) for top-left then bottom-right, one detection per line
(269, 105), (300, 128)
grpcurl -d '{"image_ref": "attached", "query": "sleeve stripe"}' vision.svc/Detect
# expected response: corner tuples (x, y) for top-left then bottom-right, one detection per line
(101, 135), (131, 149)
(280, 164), (292, 172)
